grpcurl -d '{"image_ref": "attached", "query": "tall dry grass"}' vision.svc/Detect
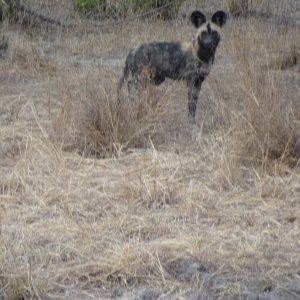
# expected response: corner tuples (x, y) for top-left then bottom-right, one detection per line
(0, 3), (300, 299)
(52, 66), (176, 158)
(219, 17), (300, 175)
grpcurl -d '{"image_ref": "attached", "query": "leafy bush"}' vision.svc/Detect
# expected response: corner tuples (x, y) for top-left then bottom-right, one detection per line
(74, 0), (106, 15)
(0, 0), (13, 21)
(74, 0), (185, 19)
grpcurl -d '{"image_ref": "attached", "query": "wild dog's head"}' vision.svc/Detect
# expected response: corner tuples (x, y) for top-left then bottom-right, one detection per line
(190, 10), (227, 63)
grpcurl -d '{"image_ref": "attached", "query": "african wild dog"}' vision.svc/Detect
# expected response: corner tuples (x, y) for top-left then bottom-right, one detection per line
(118, 10), (227, 121)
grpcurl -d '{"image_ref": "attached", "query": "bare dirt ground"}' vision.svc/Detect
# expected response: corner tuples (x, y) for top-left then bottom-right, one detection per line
(0, 1), (300, 299)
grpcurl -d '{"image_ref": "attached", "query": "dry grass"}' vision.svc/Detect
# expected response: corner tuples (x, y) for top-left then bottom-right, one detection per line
(224, 18), (300, 168)
(0, 2), (300, 299)
(52, 66), (174, 158)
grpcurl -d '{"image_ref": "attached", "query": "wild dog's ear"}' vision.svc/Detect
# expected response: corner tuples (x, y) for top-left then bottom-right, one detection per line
(211, 11), (227, 27)
(191, 11), (206, 28)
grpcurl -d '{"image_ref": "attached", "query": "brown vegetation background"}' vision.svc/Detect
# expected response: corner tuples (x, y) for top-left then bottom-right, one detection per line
(0, 0), (299, 299)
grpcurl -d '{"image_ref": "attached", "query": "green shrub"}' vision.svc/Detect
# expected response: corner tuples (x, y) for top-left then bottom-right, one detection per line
(74, 0), (185, 19)
(74, 0), (106, 14)
(0, 0), (13, 21)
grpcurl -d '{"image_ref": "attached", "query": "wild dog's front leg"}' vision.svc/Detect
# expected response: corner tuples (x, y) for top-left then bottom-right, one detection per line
(187, 78), (203, 120)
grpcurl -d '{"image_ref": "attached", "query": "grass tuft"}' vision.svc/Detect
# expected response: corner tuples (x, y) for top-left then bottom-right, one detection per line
(1, 3), (300, 299)
(53, 67), (172, 158)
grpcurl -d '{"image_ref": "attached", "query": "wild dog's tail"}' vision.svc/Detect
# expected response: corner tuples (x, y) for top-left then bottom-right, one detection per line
(117, 65), (128, 93)
(117, 50), (133, 94)
(0, 35), (9, 60)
